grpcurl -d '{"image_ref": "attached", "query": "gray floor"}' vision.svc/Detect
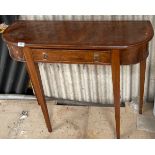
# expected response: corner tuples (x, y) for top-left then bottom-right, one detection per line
(0, 100), (155, 139)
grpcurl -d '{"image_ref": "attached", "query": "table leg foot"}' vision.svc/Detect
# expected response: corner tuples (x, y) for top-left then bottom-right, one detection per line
(23, 47), (52, 132)
(111, 49), (120, 139)
(139, 60), (146, 115)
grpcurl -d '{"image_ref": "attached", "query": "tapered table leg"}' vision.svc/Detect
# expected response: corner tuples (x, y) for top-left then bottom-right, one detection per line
(23, 47), (52, 132)
(139, 60), (146, 114)
(111, 50), (120, 139)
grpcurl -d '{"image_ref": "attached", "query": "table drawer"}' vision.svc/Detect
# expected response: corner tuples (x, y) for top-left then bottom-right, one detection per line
(31, 49), (111, 64)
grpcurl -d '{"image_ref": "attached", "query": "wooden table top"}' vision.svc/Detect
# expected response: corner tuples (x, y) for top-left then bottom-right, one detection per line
(3, 20), (154, 50)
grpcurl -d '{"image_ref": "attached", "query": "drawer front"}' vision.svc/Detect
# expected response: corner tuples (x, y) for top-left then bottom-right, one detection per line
(93, 52), (111, 64)
(31, 49), (111, 64)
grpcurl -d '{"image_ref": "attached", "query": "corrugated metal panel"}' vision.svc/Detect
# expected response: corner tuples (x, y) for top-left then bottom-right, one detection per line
(19, 15), (155, 104)
(0, 15), (29, 94)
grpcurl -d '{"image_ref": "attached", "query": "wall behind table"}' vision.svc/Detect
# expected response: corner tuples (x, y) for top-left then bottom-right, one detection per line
(0, 15), (29, 94)
(20, 15), (155, 104)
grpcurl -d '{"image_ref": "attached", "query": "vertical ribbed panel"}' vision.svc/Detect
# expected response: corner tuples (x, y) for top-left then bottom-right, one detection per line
(20, 15), (155, 104)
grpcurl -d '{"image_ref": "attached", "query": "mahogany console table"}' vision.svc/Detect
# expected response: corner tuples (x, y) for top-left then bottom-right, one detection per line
(2, 20), (154, 138)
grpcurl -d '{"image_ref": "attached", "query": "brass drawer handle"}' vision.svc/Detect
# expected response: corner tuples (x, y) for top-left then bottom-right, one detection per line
(43, 52), (48, 60)
(94, 52), (100, 62)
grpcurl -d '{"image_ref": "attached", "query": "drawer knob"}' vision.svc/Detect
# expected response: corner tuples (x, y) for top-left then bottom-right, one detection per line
(94, 52), (100, 62)
(43, 52), (48, 60)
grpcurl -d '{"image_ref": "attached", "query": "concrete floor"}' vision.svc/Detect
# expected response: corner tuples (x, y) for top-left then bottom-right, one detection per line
(0, 100), (155, 139)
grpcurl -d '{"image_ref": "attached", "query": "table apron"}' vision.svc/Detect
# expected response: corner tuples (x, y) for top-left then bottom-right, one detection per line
(7, 43), (149, 65)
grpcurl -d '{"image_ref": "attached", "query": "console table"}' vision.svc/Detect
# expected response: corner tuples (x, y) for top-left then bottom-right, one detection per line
(2, 20), (154, 138)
